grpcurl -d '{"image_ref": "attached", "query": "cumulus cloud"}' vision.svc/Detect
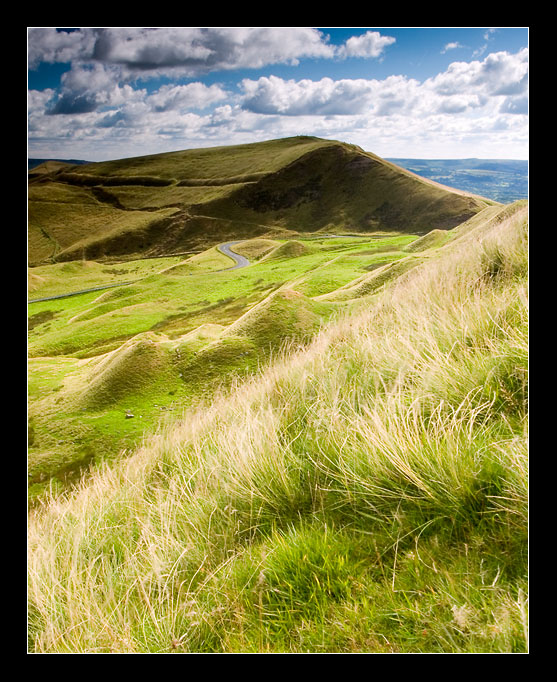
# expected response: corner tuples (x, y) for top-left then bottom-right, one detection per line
(29, 27), (397, 80)
(241, 76), (378, 116)
(239, 50), (528, 119)
(146, 82), (229, 112)
(28, 27), (97, 68)
(428, 48), (528, 96)
(28, 27), (339, 78)
(27, 30), (528, 161)
(336, 31), (396, 58)
(30, 27), (399, 119)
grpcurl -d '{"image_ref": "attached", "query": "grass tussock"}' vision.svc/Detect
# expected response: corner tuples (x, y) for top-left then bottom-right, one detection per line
(28, 203), (528, 653)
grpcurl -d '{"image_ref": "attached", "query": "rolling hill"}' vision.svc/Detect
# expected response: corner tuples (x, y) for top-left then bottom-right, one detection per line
(28, 136), (493, 266)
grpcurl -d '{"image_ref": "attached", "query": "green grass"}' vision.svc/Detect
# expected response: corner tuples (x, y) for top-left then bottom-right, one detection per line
(28, 201), (527, 653)
(28, 256), (185, 300)
(28, 233), (422, 504)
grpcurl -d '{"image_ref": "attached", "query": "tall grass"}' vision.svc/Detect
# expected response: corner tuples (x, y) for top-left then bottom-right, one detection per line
(28, 204), (528, 653)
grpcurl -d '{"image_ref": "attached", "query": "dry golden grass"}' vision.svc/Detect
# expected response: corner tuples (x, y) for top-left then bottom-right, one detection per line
(28, 203), (528, 653)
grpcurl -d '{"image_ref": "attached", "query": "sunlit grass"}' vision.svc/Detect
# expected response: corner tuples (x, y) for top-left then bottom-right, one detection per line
(28, 203), (528, 653)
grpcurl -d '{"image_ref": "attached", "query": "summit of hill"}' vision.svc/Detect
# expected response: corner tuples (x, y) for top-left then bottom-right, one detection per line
(28, 136), (493, 266)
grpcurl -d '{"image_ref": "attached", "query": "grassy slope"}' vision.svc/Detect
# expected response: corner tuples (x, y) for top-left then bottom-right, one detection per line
(28, 201), (528, 653)
(28, 233), (416, 500)
(28, 137), (492, 265)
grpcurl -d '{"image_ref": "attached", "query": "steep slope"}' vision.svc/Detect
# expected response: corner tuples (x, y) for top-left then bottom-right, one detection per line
(28, 201), (528, 653)
(28, 136), (492, 265)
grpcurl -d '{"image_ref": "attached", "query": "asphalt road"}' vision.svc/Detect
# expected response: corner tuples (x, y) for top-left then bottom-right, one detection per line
(28, 241), (251, 303)
(28, 236), (377, 303)
(216, 241), (250, 270)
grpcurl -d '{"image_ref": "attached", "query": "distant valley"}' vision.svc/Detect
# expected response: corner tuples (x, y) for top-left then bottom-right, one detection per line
(387, 157), (528, 204)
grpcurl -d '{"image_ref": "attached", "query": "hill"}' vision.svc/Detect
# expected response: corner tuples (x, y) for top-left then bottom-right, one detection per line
(28, 158), (90, 171)
(28, 136), (493, 266)
(28, 199), (528, 653)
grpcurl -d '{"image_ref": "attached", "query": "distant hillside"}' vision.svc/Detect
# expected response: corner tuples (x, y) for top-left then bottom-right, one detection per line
(387, 158), (528, 204)
(28, 136), (493, 265)
(28, 158), (90, 171)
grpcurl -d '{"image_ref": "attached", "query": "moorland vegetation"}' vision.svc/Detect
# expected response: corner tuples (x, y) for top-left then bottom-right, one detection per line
(28, 137), (527, 653)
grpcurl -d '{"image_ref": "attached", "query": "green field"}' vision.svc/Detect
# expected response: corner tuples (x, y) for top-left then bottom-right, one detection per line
(27, 135), (527, 653)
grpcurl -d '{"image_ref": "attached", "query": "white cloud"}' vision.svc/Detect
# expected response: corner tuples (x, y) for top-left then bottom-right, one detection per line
(28, 27), (339, 79)
(427, 48), (528, 96)
(29, 27), (398, 81)
(336, 31), (396, 58)
(146, 83), (229, 112)
(239, 48), (528, 119)
(441, 42), (464, 53)
(472, 27), (498, 58)
(241, 76), (380, 116)
(28, 38), (528, 161)
(28, 27), (97, 68)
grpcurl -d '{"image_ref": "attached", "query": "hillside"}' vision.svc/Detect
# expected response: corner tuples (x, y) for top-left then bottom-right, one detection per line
(28, 136), (493, 266)
(28, 198), (528, 653)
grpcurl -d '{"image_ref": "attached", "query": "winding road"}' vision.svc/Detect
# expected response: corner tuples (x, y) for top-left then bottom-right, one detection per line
(216, 241), (250, 270)
(28, 241), (251, 303)
(28, 236), (378, 303)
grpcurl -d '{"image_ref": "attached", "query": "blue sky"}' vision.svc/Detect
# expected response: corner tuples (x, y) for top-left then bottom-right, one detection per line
(27, 27), (529, 161)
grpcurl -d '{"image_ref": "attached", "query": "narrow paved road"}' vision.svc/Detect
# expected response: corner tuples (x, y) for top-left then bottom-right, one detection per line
(28, 236), (378, 303)
(216, 241), (250, 270)
(28, 241), (251, 303)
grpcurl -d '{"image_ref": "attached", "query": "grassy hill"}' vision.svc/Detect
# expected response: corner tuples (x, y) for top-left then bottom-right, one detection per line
(28, 196), (528, 653)
(28, 136), (493, 266)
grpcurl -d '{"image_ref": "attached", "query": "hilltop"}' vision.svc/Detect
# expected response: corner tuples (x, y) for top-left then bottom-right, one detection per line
(28, 136), (493, 266)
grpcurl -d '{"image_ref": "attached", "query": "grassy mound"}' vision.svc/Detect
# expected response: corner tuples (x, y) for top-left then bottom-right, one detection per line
(318, 256), (422, 301)
(230, 238), (280, 260)
(161, 246), (232, 275)
(260, 240), (315, 262)
(224, 288), (334, 352)
(404, 229), (450, 252)
(178, 335), (258, 391)
(80, 333), (170, 408)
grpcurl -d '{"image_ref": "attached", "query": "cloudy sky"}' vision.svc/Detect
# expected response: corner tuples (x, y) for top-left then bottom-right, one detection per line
(27, 27), (529, 162)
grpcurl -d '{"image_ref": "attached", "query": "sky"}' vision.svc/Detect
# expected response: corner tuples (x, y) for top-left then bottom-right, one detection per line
(27, 27), (529, 162)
